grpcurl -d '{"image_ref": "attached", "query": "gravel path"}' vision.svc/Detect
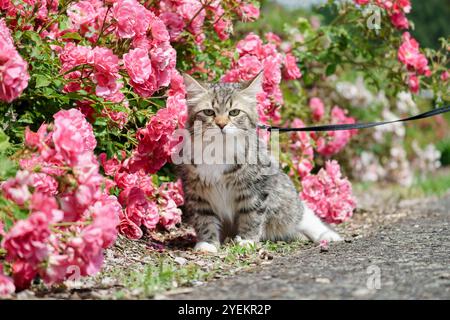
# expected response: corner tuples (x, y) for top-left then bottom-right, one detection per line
(171, 193), (450, 299)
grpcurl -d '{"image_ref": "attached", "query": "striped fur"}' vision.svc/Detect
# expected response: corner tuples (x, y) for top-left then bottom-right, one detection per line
(179, 73), (341, 251)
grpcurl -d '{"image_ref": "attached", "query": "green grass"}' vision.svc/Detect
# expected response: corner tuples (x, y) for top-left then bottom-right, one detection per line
(353, 169), (450, 198)
(124, 259), (209, 297)
(413, 172), (450, 196)
(99, 239), (309, 299)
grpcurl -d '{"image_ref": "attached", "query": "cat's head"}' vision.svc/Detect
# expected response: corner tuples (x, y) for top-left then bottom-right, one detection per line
(182, 73), (262, 133)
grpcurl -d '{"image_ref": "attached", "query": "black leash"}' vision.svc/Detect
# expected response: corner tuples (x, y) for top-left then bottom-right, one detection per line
(258, 105), (450, 132)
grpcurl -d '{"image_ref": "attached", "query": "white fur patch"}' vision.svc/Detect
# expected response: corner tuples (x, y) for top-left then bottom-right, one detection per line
(298, 204), (342, 243)
(194, 164), (236, 224)
(195, 164), (231, 184)
(194, 241), (218, 253)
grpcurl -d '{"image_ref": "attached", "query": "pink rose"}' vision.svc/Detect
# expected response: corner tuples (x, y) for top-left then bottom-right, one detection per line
(178, 0), (205, 36)
(301, 160), (355, 224)
(408, 73), (419, 94)
(390, 12), (409, 29)
(89, 195), (121, 247)
(29, 173), (58, 196)
(92, 47), (119, 76)
(159, 180), (184, 207)
(398, 32), (429, 75)
(130, 73), (158, 98)
(93, 72), (122, 98)
(53, 109), (97, 152)
(52, 118), (86, 162)
(29, 193), (63, 223)
(0, 17), (28, 106)
(118, 219), (143, 240)
(67, 1), (98, 27)
(159, 199), (181, 230)
(114, 172), (138, 190)
(265, 32), (282, 46)
(0, 220), (4, 237)
(316, 106), (357, 156)
(0, 19), (14, 48)
(41, 254), (72, 285)
(1, 171), (32, 206)
(125, 187), (149, 224)
(309, 97), (325, 122)
(112, 0), (152, 39)
(2, 212), (50, 265)
(99, 153), (123, 176)
(150, 17), (170, 43)
(0, 49), (30, 103)
(236, 54), (263, 80)
(59, 43), (93, 73)
(160, 12), (185, 40)
(11, 260), (37, 291)
(237, 3), (260, 22)
(123, 48), (152, 84)
(283, 53), (302, 80)
(236, 33), (263, 56)
(0, 267), (15, 296)
(141, 201), (160, 230)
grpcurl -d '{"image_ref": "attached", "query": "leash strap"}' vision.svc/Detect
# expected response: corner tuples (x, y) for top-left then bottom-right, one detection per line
(258, 105), (450, 132)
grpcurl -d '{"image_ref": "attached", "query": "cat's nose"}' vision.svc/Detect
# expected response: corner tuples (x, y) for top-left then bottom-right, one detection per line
(215, 116), (228, 129)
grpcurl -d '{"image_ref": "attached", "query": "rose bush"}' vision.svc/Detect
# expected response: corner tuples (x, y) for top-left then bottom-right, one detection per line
(0, 0), (448, 294)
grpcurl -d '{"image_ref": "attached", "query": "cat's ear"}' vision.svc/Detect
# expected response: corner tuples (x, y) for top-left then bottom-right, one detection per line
(183, 73), (208, 103)
(239, 71), (263, 98)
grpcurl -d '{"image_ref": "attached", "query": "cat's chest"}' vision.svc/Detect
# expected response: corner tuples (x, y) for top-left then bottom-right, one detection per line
(194, 164), (236, 222)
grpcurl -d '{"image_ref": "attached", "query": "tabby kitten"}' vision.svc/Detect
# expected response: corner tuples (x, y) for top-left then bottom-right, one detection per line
(179, 73), (342, 253)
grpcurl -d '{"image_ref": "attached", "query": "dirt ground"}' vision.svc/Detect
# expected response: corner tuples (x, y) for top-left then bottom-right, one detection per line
(171, 191), (450, 299)
(9, 186), (450, 300)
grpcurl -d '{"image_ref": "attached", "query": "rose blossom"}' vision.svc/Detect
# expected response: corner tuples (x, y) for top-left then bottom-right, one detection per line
(398, 32), (429, 75)
(283, 53), (302, 80)
(237, 2), (260, 22)
(159, 199), (181, 230)
(118, 219), (143, 240)
(407, 73), (419, 93)
(301, 160), (355, 224)
(390, 12), (409, 29)
(112, 0), (152, 39)
(309, 97), (325, 122)
(1, 170), (32, 206)
(67, 1), (98, 27)
(315, 106), (357, 156)
(11, 260), (37, 291)
(123, 48), (152, 84)
(0, 266), (15, 296)
(2, 212), (50, 265)
(53, 109), (97, 153)
(0, 20), (30, 102)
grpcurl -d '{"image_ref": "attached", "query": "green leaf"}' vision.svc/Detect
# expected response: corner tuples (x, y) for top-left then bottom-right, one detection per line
(60, 32), (83, 41)
(35, 75), (51, 88)
(0, 129), (10, 154)
(326, 63), (337, 76)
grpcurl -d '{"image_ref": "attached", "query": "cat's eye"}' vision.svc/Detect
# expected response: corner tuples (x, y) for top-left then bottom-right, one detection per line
(229, 109), (240, 116)
(202, 109), (215, 116)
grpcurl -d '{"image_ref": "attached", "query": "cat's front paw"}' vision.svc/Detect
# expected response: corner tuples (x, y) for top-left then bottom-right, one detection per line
(194, 241), (218, 253)
(318, 230), (343, 242)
